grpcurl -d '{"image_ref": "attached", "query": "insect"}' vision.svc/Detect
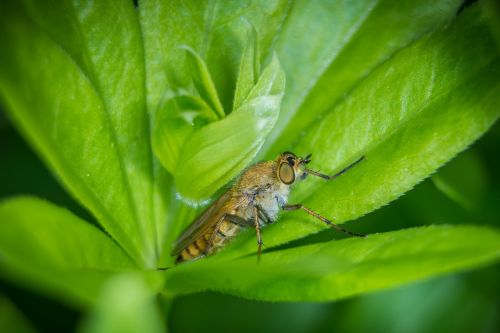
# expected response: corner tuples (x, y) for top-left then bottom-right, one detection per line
(171, 152), (365, 263)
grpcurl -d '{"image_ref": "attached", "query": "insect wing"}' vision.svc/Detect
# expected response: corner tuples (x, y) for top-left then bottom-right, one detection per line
(170, 190), (231, 256)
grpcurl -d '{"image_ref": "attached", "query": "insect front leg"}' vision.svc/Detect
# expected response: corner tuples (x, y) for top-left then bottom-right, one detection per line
(252, 206), (263, 260)
(255, 204), (272, 224)
(283, 204), (365, 238)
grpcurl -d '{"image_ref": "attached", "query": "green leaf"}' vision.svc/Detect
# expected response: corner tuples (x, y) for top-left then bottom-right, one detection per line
(0, 1), (156, 266)
(233, 24), (260, 110)
(0, 197), (135, 308)
(139, 0), (290, 115)
(151, 42), (264, 177)
(79, 274), (166, 333)
(174, 55), (285, 202)
(265, 0), (464, 155)
(152, 93), (216, 174)
(151, 43), (284, 205)
(164, 225), (500, 302)
(222, 5), (500, 258)
(182, 47), (225, 118)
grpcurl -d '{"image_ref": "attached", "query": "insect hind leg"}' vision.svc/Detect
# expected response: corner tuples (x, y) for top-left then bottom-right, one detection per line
(283, 204), (365, 238)
(205, 214), (251, 256)
(252, 206), (263, 261)
(224, 214), (252, 227)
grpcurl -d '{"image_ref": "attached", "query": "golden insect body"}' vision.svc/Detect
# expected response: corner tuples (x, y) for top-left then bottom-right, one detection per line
(171, 152), (365, 263)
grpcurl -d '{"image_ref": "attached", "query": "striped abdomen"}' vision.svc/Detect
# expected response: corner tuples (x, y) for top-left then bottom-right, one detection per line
(176, 218), (244, 263)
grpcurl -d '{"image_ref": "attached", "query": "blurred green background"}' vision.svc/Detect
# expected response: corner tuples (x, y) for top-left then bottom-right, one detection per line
(1, 104), (499, 332)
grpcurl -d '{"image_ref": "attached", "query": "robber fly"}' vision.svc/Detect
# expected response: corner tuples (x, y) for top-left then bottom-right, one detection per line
(171, 152), (365, 263)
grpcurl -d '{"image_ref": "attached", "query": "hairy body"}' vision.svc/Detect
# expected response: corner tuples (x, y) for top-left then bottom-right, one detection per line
(173, 160), (290, 263)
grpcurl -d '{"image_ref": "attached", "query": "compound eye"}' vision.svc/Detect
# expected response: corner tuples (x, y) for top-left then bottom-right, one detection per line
(279, 162), (295, 185)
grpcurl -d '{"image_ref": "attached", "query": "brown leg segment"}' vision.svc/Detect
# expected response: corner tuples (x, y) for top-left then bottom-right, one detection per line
(255, 204), (272, 224)
(283, 204), (365, 237)
(253, 206), (263, 260)
(205, 216), (226, 256)
(204, 214), (250, 256)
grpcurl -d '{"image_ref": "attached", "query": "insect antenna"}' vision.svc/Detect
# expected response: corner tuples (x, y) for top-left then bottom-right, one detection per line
(305, 155), (365, 180)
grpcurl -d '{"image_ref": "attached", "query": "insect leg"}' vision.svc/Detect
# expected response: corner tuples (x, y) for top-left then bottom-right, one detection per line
(255, 204), (272, 224)
(225, 214), (252, 227)
(283, 204), (365, 237)
(305, 156), (365, 180)
(253, 206), (263, 260)
(205, 216), (227, 255)
(205, 214), (251, 255)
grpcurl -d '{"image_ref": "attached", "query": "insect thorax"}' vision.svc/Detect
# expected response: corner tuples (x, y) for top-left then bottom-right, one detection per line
(253, 181), (290, 223)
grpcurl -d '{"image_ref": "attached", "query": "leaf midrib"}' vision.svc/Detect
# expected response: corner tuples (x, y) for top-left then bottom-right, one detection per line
(133, 3), (160, 264)
(69, 4), (152, 265)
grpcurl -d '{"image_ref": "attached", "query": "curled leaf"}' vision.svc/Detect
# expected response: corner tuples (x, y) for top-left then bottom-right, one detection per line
(182, 46), (225, 119)
(233, 24), (261, 110)
(153, 37), (285, 203)
(175, 55), (285, 202)
(152, 92), (216, 174)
